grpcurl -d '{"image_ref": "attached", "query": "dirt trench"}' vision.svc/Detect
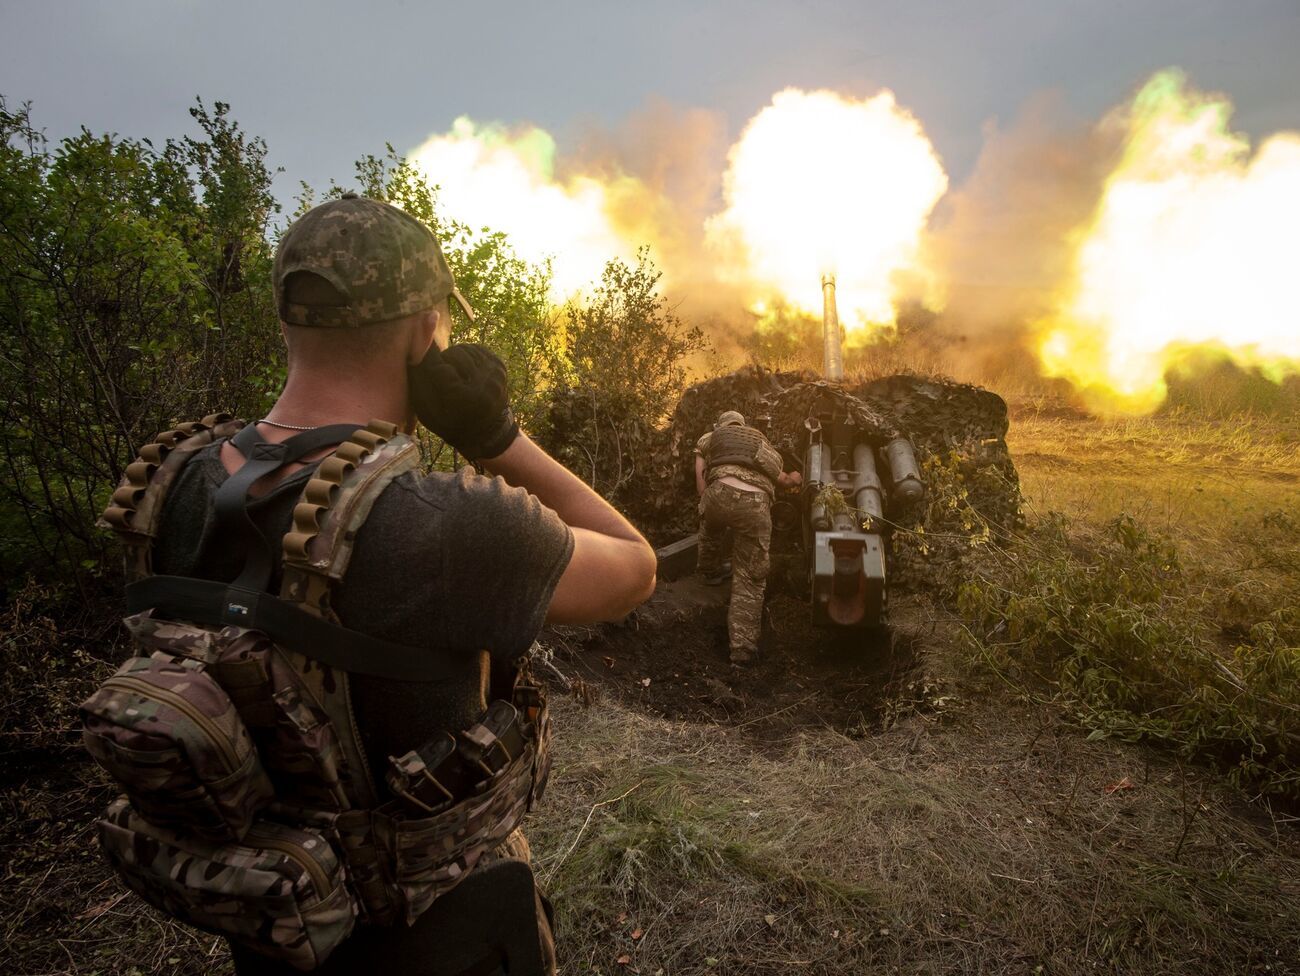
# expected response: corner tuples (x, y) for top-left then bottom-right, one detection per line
(544, 574), (947, 742)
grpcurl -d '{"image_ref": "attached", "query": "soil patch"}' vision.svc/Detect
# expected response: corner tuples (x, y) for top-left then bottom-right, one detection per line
(545, 577), (931, 739)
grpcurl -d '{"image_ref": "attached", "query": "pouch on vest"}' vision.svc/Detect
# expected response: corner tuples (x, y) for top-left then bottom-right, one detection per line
(98, 796), (355, 972)
(82, 654), (273, 843)
(117, 608), (355, 813)
(375, 740), (538, 924)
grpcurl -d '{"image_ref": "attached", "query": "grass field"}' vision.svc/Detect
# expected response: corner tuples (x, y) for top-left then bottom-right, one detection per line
(3, 405), (1299, 975)
(528, 405), (1300, 974)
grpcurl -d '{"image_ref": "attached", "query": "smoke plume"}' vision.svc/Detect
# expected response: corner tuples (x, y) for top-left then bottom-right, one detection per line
(905, 93), (1118, 386)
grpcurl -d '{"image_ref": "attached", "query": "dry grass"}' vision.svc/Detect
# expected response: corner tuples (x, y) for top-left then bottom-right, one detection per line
(1010, 405), (1300, 631)
(531, 693), (1300, 974)
(0, 587), (224, 976)
(4, 406), (1300, 974)
(1010, 407), (1300, 512)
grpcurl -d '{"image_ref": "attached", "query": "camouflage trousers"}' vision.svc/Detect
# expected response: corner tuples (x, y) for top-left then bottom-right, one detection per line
(230, 828), (555, 975)
(699, 481), (772, 662)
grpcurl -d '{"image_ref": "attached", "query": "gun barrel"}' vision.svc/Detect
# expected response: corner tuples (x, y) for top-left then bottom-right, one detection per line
(821, 274), (844, 382)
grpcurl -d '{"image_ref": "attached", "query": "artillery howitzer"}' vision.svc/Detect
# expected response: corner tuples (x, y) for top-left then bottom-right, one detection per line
(764, 276), (923, 630)
(783, 390), (922, 629)
(651, 275), (1019, 640)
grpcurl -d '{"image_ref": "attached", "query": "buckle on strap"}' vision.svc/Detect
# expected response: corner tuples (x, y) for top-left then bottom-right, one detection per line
(459, 700), (524, 778)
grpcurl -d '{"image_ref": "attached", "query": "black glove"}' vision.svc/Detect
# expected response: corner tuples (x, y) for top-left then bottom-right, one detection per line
(408, 343), (519, 461)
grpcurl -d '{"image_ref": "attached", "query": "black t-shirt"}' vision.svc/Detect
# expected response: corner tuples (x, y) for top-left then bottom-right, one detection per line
(152, 439), (574, 782)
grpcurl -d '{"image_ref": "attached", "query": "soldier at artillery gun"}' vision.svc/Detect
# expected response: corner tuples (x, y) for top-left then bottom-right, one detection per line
(694, 410), (803, 666)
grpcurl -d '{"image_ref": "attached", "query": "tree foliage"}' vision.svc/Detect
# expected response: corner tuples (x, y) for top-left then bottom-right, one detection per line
(0, 98), (283, 591)
(542, 249), (708, 501)
(0, 101), (711, 590)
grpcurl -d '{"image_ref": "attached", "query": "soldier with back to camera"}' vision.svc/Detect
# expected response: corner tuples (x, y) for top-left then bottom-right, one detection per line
(695, 410), (802, 666)
(85, 192), (657, 975)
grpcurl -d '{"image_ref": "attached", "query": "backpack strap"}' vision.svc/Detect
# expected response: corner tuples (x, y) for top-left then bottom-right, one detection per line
(120, 418), (478, 682)
(276, 420), (423, 824)
(101, 414), (246, 581)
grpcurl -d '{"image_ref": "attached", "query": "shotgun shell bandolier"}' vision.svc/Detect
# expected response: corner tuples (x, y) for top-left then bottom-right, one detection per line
(84, 416), (552, 971)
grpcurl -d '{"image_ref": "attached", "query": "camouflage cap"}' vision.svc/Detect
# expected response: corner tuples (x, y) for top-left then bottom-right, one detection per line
(274, 192), (475, 327)
(716, 410), (745, 428)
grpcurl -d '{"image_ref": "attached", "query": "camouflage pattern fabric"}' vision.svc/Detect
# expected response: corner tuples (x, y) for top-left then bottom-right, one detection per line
(699, 482), (773, 662)
(274, 193), (471, 328)
(99, 797), (356, 972)
(632, 366), (1023, 571)
(82, 654), (274, 843)
(91, 417), (554, 962)
(694, 431), (779, 498)
(372, 741), (538, 924)
(122, 611), (356, 813)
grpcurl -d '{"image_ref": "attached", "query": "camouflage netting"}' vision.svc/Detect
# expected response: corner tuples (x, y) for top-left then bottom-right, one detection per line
(625, 366), (1025, 594)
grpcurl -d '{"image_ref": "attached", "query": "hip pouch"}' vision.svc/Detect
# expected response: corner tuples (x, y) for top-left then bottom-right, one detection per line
(99, 797), (356, 971)
(81, 654), (273, 843)
(378, 742), (538, 924)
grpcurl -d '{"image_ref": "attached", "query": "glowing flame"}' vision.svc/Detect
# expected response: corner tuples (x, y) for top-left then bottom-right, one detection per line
(1038, 70), (1300, 413)
(407, 117), (638, 298)
(705, 88), (948, 335)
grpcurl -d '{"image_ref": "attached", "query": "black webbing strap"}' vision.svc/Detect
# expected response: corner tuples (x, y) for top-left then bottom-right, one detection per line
(125, 575), (474, 682)
(127, 421), (473, 682)
(218, 424), (362, 593)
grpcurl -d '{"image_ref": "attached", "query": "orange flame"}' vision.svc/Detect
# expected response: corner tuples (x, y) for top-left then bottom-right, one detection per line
(705, 88), (948, 337)
(1037, 70), (1300, 413)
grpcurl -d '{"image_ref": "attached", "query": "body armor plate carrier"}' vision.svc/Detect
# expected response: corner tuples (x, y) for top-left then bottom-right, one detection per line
(85, 416), (552, 971)
(707, 423), (782, 483)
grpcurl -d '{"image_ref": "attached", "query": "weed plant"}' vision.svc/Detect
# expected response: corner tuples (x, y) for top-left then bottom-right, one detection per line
(958, 511), (1300, 801)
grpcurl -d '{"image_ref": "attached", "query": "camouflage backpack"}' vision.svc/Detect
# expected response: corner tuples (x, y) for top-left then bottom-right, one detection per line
(84, 415), (552, 971)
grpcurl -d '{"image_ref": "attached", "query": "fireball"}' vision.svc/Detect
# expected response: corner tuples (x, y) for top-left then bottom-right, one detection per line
(705, 88), (948, 336)
(1038, 70), (1300, 413)
(407, 117), (639, 299)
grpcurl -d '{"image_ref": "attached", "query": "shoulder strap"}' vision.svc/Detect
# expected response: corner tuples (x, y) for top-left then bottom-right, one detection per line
(121, 575), (472, 681)
(215, 422), (363, 595)
(101, 414), (245, 581)
(275, 420), (425, 813)
(279, 420), (422, 619)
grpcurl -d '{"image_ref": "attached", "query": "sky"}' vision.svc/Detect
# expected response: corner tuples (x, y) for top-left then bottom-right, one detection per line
(2, 0), (1299, 209)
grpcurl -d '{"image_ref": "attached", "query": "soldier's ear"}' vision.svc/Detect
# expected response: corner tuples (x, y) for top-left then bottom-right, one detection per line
(407, 307), (441, 365)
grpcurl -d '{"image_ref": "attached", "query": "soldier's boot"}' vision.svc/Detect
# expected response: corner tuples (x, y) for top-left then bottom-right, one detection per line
(729, 642), (755, 667)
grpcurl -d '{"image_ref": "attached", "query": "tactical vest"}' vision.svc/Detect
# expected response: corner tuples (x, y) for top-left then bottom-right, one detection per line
(84, 415), (552, 971)
(707, 424), (781, 483)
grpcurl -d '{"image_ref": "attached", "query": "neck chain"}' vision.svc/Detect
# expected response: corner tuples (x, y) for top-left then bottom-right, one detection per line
(257, 418), (322, 432)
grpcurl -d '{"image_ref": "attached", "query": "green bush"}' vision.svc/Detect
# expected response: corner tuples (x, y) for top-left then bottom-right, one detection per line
(958, 513), (1300, 800)
(0, 98), (283, 590)
(542, 248), (708, 502)
(0, 100), (711, 592)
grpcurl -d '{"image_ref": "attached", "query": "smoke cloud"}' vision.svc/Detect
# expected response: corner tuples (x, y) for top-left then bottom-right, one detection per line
(916, 92), (1123, 385)
(407, 75), (1300, 408)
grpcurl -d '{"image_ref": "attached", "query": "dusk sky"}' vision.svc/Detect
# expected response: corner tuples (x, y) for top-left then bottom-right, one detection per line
(3, 0), (1299, 210)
